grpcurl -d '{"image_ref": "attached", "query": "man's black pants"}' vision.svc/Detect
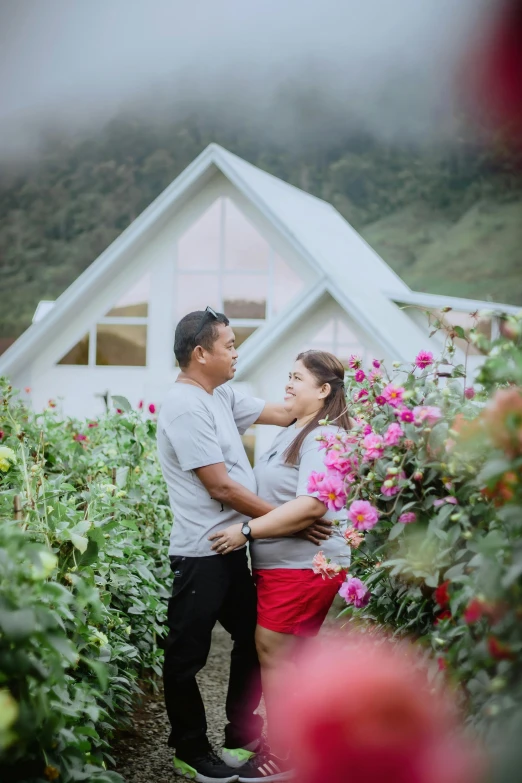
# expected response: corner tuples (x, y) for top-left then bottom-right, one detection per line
(163, 547), (263, 757)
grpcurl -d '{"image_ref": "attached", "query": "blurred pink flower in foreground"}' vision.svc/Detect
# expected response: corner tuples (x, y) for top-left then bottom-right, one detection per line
(273, 635), (481, 783)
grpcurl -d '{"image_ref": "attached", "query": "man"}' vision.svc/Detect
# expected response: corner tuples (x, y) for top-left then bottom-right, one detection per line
(157, 308), (328, 783)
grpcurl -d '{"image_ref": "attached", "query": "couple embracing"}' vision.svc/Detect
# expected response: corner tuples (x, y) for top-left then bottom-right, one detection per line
(157, 308), (352, 783)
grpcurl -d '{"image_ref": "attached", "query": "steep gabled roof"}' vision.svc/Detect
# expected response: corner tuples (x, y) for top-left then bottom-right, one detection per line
(0, 143), (409, 378)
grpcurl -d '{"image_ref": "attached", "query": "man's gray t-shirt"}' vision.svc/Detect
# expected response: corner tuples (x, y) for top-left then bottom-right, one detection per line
(157, 382), (264, 557)
(251, 424), (351, 570)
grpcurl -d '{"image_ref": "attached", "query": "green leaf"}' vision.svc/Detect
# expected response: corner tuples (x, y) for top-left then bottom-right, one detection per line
(477, 458), (512, 484)
(0, 608), (37, 640)
(69, 532), (89, 554)
(82, 656), (109, 690)
(453, 326), (466, 339)
(388, 523), (404, 541)
(501, 560), (522, 588)
(111, 395), (132, 412)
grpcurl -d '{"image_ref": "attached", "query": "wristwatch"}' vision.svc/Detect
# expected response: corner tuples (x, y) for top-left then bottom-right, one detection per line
(241, 523), (253, 542)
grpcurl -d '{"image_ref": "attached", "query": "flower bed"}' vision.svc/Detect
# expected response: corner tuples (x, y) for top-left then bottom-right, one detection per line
(0, 388), (172, 782)
(313, 314), (522, 735)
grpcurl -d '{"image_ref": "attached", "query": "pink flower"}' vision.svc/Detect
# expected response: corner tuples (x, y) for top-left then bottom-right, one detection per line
(375, 395), (386, 406)
(148, 403), (156, 414)
(354, 369), (366, 383)
(382, 384), (405, 408)
(415, 350), (434, 369)
(348, 500), (380, 531)
(317, 433), (338, 451)
(307, 471), (326, 494)
(316, 475), (347, 511)
(0, 430), (4, 441)
(48, 399), (56, 409)
(399, 512), (417, 524)
(24, 387), (31, 393)
(433, 496), (458, 507)
(464, 387), (475, 400)
(138, 400), (144, 410)
(73, 433), (87, 442)
(312, 551), (342, 580)
(348, 355), (362, 370)
(381, 471), (405, 497)
(399, 408), (414, 423)
(116, 409), (123, 414)
(362, 424), (372, 436)
(368, 369), (382, 384)
(413, 406), (442, 426)
(413, 470), (424, 482)
(354, 388), (369, 402)
(344, 527), (364, 548)
(372, 359), (381, 369)
(87, 421), (98, 428)
(324, 449), (355, 478)
(362, 433), (384, 461)
(339, 576), (370, 608)
(384, 423), (404, 447)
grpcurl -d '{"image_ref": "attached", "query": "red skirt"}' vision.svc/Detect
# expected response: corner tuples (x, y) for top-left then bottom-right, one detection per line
(253, 568), (345, 637)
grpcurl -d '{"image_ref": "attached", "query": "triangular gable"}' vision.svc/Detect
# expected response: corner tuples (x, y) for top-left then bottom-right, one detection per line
(0, 142), (408, 378)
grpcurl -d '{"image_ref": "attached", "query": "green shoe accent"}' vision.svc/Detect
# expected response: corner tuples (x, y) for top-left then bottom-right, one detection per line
(223, 748), (255, 763)
(173, 756), (198, 779)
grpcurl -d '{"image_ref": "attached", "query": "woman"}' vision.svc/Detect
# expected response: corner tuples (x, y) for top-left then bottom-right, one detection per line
(209, 350), (352, 767)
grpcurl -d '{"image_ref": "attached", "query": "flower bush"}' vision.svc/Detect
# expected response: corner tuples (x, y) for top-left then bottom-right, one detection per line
(314, 313), (522, 737)
(0, 386), (172, 782)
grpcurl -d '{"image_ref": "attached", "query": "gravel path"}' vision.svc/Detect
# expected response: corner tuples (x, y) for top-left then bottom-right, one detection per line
(112, 601), (345, 782)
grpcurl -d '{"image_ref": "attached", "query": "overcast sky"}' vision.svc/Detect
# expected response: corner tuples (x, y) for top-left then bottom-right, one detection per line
(0, 0), (494, 153)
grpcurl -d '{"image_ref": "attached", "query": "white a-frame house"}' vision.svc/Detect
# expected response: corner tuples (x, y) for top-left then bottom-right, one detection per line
(0, 144), (518, 459)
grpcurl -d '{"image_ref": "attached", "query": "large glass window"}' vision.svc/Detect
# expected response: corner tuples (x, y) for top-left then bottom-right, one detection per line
(174, 198), (304, 348)
(56, 274), (150, 366)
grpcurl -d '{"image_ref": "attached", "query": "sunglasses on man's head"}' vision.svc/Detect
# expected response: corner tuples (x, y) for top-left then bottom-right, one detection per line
(193, 306), (219, 342)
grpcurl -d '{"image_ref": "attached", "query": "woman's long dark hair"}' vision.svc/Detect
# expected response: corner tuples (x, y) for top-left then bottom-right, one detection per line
(283, 350), (351, 465)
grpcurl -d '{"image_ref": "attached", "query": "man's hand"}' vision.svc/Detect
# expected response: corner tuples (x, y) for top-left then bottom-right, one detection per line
(296, 519), (333, 546)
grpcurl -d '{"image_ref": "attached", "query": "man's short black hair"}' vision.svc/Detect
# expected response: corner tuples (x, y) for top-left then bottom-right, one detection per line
(174, 310), (230, 368)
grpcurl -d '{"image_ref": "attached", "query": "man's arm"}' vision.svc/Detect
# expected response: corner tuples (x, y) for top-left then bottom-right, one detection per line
(195, 462), (276, 519)
(255, 403), (295, 427)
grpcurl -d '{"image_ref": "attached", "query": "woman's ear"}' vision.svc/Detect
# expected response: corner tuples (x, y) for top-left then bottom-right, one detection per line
(319, 383), (331, 400)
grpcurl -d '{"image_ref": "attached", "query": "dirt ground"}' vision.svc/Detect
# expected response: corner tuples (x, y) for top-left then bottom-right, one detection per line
(112, 601), (346, 782)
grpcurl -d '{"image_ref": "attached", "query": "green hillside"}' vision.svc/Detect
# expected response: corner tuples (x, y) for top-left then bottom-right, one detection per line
(0, 114), (521, 344)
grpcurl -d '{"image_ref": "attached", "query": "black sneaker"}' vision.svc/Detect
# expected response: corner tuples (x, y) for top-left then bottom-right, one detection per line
(236, 748), (293, 782)
(173, 749), (240, 782)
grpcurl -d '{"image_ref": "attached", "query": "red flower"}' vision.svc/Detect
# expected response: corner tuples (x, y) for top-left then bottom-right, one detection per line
(116, 408), (123, 414)
(437, 656), (447, 671)
(434, 581), (451, 609)
(434, 609), (452, 625)
(138, 400), (144, 410)
(148, 403), (156, 414)
(0, 430), (4, 441)
(73, 433), (87, 442)
(87, 421), (98, 428)
(487, 636), (515, 661)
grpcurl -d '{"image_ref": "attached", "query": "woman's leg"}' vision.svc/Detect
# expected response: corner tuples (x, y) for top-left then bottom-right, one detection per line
(255, 624), (301, 759)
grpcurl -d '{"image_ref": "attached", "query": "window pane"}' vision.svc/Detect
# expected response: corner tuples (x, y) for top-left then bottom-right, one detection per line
(58, 334), (89, 365)
(177, 199), (221, 271)
(224, 199), (269, 271)
(175, 273), (221, 318)
(233, 325), (258, 348)
(223, 275), (267, 319)
(105, 274), (150, 317)
(272, 253), (304, 314)
(96, 324), (147, 366)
